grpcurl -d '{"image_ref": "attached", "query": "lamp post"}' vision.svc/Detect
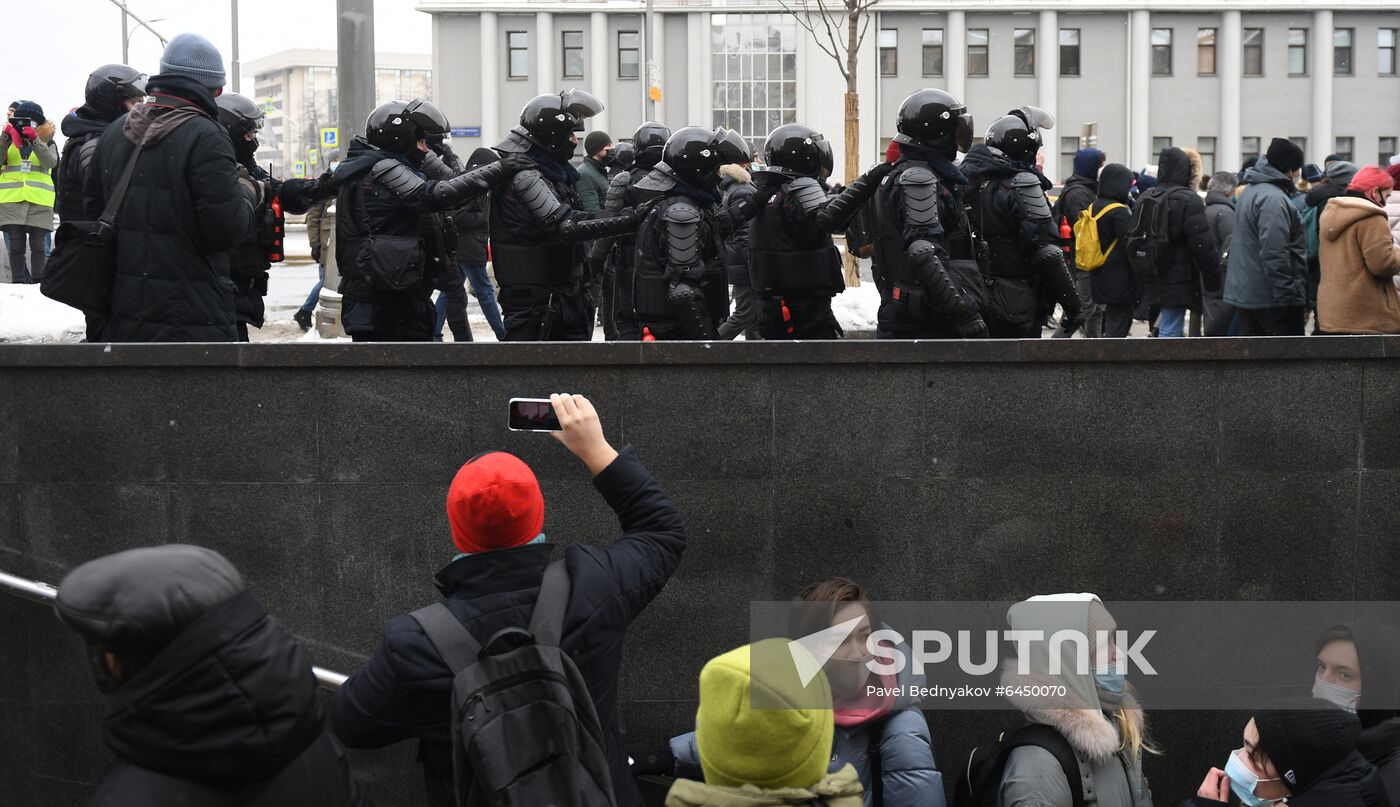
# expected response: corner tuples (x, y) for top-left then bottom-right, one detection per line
(110, 0), (168, 63)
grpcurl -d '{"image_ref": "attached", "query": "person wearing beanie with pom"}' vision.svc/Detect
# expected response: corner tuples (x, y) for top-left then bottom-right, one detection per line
(1185, 698), (1388, 807)
(332, 394), (685, 807)
(664, 639), (865, 807)
(1316, 166), (1400, 334)
(1223, 138), (1310, 335)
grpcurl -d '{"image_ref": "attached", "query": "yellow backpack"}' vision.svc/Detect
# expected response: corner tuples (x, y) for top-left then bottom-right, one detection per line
(1072, 202), (1126, 271)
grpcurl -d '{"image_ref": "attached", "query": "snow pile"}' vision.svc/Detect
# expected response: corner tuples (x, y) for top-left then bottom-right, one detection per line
(0, 283), (85, 343)
(832, 282), (880, 333)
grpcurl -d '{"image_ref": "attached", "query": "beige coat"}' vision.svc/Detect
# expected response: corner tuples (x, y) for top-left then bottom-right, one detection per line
(1318, 195), (1400, 334)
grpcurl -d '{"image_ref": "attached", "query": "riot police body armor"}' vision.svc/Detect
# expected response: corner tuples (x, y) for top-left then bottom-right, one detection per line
(490, 90), (652, 341)
(960, 106), (1083, 338)
(749, 124), (894, 339)
(870, 89), (989, 339)
(335, 99), (523, 342)
(589, 121), (670, 340)
(216, 92), (339, 340)
(631, 127), (750, 340)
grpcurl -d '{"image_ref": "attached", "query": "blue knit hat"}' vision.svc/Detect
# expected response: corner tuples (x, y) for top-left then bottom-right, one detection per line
(159, 33), (227, 89)
(1073, 148), (1105, 179)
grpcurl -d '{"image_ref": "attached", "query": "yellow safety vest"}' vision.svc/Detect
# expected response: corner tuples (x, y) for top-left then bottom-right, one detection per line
(0, 142), (56, 208)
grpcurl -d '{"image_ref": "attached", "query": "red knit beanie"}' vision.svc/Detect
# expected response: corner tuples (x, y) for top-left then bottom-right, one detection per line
(1349, 165), (1395, 195)
(446, 452), (545, 555)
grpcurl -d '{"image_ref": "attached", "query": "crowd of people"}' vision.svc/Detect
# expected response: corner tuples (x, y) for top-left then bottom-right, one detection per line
(14, 32), (1399, 343)
(47, 390), (1400, 807)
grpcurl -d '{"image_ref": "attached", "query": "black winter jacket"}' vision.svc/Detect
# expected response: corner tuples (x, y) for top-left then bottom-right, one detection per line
(57, 109), (112, 224)
(228, 164), (336, 329)
(331, 448), (686, 807)
(720, 164), (755, 286)
(1089, 165), (1140, 306)
(451, 194), (489, 266)
(84, 75), (255, 342)
(1140, 148), (1219, 309)
(1182, 749), (1389, 807)
(1055, 174), (1098, 270)
(85, 590), (364, 807)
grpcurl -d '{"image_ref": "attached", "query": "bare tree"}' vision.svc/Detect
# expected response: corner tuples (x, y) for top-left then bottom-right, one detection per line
(777, 0), (882, 284)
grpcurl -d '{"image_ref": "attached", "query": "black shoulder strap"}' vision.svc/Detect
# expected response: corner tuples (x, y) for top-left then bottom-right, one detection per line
(527, 559), (572, 648)
(410, 603), (482, 674)
(1002, 724), (1085, 807)
(99, 143), (145, 228)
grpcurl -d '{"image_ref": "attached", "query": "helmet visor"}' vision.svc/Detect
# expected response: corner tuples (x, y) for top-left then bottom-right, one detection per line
(404, 99), (450, 136)
(955, 113), (974, 153)
(561, 89), (605, 124)
(1016, 105), (1056, 131)
(120, 74), (149, 98)
(713, 127), (750, 164)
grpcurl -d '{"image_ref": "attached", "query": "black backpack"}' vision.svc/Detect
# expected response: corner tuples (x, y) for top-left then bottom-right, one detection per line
(952, 723), (1085, 807)
(411, 560), (617, 807)
(1125, 187), (1175, 276)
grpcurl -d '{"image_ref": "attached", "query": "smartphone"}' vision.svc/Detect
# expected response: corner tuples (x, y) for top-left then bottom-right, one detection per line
(508, 398), (562, 432)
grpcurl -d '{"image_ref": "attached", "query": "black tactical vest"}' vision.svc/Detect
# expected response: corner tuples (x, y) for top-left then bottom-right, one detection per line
(748, 193), (843, 297)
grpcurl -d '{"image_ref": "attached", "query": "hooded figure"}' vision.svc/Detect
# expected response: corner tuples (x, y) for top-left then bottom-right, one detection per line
(998, 594), (1155, 807)
(1138, 148), (1219, 323)
(1312, 623), (1400, 805)
(1051, 147), (1107, 337)
(1317, 168), (1400, 334)
(1089, 164), (1140, 337)
(1200, 171), (1239, 336)
(1223, 155), (1310, 334)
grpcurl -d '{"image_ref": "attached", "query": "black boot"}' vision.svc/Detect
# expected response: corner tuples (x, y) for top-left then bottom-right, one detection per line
(294, 309), (313, 332)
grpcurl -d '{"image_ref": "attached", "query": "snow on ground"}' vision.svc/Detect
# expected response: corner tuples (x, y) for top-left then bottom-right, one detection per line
(0, 284), (86, 343)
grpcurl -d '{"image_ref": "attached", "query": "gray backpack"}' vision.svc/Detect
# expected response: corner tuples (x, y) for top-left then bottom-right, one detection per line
(411, 560), (617, 807)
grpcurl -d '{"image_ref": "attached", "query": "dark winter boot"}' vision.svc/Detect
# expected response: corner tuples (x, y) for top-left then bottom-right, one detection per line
(294, 309), (313, 332)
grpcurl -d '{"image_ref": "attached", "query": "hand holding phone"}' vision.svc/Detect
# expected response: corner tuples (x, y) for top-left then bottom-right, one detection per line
(508, 394), (618, 476)
(508, 398), (562, 432)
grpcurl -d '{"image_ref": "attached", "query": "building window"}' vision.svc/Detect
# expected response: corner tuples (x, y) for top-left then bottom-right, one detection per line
(1335, 137), (1354, 163)
(879, 28), (898, 76)
(1288, 28), (1307, 76)
(1061, 136), (1078, 176)
(1381, 29), (1398, 76)
(562, 31), (584, 79)
(507, 31), (529, 79)
(967, 28), (989, 77)
(1152, 28), (1172, 76)
(710, 13), (798, 144)
(1060, 29), (1080, 77)
(1014, 28), (1036, 76)
(1152, 136), (1173, 159)
(922, 28), (944, 77)
(1198, 137), (1216, 176)
(1197, 28), (1216, 75)
(1381, 137), (1398, 165)
(1242, 137), (1261, 162)
(1244, 28), (1264, 76)
(1335, 28), (1354, 75)
(619, 31), (640, 78)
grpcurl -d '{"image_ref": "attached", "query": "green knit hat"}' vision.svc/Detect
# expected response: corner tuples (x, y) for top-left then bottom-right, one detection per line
(695, 638), (835, 790)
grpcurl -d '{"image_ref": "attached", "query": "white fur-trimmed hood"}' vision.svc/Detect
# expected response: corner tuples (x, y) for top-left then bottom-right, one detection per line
(1000, 662), (1146, 763)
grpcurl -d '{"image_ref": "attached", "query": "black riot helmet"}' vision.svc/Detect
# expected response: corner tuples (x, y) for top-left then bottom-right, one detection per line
(215, 92), (265, 138)
(85, 64), (147, 121)
(763, 123), (832, 179)
(519, 89), (605, 159)
(612, 141), (636, 171)
(894, 88), (974, 158)
(366, 100), (431, 155)
(632, 120), (670, 170)
(403, 98), (450, 138)
(985, 105), (1056, 164)
(663, 126), (749, 188)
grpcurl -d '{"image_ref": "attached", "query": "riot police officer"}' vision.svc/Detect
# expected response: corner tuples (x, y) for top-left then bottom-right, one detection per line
(870, 89), (989, 339)
(589, 120), (670, 340)
(608, 141), (635, 179)
(631, 126), (751, 340)
(491, 90), (656, 341)
(216, 92), (339, 340)
(960, 106), (1083, 338)
(335, 99), (525, 342)
(749, 123), (894, 339)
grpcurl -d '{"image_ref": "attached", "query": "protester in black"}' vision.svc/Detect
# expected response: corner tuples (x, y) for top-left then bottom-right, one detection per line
(1088, 164), (1140, 338)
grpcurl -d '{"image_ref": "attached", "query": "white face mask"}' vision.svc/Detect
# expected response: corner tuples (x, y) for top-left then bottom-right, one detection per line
(1313, 675), (1361, 712)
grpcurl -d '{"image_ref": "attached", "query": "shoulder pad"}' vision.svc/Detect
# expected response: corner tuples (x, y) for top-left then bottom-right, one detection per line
(663, 199), (703, 225)
(370, 158), (427, 198)
(786, 177), (828, 215)
(1011, 175), (1053, 220)
(509, 170), (566, 224)
(897, 165), (937, 187)
(493, 127), (533, 155)
(1010, 171), (1043, 189)
(76, 138), (100, 177)
(603, 171), (632, 212)
(633, 168), (677, 193)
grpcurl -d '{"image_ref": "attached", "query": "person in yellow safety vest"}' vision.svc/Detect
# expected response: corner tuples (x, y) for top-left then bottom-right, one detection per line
(0, 101), (58, 284)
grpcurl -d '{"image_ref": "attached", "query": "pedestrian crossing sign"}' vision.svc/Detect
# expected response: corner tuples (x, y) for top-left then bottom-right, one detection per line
(321, 128), (338, 148)
(309, 149), (319, 166)
(294, 161), (306, 177)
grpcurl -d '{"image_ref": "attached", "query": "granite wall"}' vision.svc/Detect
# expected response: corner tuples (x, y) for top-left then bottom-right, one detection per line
(3, 338), (1399, 805)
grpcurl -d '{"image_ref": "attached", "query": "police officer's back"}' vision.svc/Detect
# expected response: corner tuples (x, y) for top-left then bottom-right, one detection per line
(589, 121), (670, 341)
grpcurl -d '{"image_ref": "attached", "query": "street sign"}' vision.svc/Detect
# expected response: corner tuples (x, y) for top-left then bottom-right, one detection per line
(320, 127), (338, 148)
(450, 127), (482, 138)
(308, 149), (319, 166)
(294, 161), (306, 177)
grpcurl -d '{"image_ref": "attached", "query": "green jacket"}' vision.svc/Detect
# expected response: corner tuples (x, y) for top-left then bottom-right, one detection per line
(578, 157), (610, 212)
(665, 764), (864, 807)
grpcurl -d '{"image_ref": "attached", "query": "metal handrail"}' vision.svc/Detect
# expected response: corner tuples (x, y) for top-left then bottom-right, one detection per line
(0, 568), (347, 690)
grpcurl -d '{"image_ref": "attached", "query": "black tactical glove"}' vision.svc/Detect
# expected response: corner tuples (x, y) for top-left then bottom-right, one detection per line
(956, 313), (990, 339)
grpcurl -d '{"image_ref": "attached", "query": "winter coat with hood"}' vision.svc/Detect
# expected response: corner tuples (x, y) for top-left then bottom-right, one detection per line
(57, 107), (117, 224)
(1089, 164), (1140, 307)
(1317, 195), (1400, 334)
(1139, 148), (1219, 309)
(671, 633), (947, 807)
(83, 74), (255, 342)
(1223, 156), (1309, 311)
(665, 763), (865, 807)
(1202, 190), (1235, 270)
(54, 547), (365, 807)
(331, 447), (686, 807)
(1055, 174), (1099, 271)
(720, 163), (755, 286)
(998, 597), (1154, 807)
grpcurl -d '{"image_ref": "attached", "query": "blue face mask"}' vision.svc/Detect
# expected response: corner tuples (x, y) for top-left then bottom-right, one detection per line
(1225, 749), (1282, 806)
(1093, 662), (1125, 694)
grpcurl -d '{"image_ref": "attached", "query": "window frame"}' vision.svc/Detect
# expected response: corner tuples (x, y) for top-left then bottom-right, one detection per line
(1014, 28), (1036, 77)
(1334, 136), (1354, 163)
(1334, 28), (1355, 76)
(1151, 136), (1174, 159)
(562, 30), (585, 80)
(967, 28), (990, 77)
(1197, 136), (1217, 176)
(1242, 136), (1261, 162)
(1380, 136), (1398, 165)
(1287, 28), (1308, 77)
(1197, 28), (1217, 76)
(879, 28), (898, 77)
(618, 30), (641, 79)
(1381, 29), (1398, 76)
(1152, 27), (1173, 76)
(922, 28), (945, 77)
(1243, 28), (1265, 77)
(1059, 28), (1081, 77)
(507, 31), (530, 79)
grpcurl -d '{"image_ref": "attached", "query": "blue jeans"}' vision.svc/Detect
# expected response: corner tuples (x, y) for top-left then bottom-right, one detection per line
(300, 264), (325, 313)
(436, 263), (506, 340)
(1158, 307), (1187, 338)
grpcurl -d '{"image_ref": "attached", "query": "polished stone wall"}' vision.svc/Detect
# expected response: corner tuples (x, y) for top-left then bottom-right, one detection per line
(3, 339), (1398, 805)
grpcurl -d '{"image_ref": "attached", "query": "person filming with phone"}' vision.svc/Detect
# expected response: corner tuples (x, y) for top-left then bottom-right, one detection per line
(332, 393), (686, 807)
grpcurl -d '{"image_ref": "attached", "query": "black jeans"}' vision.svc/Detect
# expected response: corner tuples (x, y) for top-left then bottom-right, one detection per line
(717, 285), (761, 340)
(1236, 306), (1306, 336)
(1102, 303), (1136, 338)
(3, 224), (46, 283)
